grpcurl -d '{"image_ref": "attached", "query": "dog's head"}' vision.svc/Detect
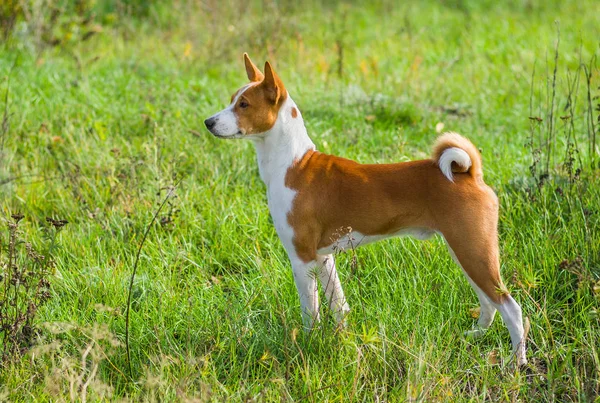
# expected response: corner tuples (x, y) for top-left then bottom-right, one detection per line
(204, 54), (287, 139)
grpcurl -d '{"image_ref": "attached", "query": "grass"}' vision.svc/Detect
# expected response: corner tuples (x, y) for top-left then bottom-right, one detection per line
(1, 0), (599, 400)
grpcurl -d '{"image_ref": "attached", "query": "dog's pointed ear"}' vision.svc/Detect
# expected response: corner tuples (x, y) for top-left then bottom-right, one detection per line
(244, 53), (264, 82)
(263, 61), (286, 104)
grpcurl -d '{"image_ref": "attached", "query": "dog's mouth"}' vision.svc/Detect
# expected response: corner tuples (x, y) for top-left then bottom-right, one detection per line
(212, 130), (243, 139)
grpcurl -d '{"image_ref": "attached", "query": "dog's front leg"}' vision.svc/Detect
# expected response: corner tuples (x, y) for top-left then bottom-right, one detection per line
(317, 255), (350, 326)
(290, 258), (320, 329)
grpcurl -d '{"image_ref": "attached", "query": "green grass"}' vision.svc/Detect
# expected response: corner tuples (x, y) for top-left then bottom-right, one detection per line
(1, 0), (599, 400)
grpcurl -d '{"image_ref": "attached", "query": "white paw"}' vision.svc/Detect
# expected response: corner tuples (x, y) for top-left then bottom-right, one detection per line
(514, 346), (528, 367)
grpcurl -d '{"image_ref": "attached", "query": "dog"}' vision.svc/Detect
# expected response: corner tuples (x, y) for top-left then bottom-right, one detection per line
(204, 53), (527, 366)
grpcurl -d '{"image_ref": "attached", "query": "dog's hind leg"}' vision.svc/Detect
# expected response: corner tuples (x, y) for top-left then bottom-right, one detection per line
(440, 192), (526, 365)
(316, 254), (350, 325)
(445, 244), (497, 336)
(492, 295), (527, 366)
(445, 232), (526, 365)
(465, 277), (498, 336)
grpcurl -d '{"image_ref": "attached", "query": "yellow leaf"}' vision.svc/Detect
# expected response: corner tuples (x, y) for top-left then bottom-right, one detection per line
(183, 41), (193, 59)
(487, 350), (499, 365)
(469, 307), (480, 319)
(317, 56), (329, 73)
(260, 350), (271, 361)
(360, 60), (369, 76)
(370, 58), (379, 77)
(410, 55), (422, 72)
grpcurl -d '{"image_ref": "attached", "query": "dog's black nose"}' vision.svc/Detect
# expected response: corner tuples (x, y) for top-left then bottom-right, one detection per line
(204, 117), (216, 130)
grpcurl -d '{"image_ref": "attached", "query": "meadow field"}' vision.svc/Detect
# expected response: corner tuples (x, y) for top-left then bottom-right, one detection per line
(1, 0), (599, 400)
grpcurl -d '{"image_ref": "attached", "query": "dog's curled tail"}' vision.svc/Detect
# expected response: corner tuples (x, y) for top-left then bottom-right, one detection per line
(432, 132), (483, 182)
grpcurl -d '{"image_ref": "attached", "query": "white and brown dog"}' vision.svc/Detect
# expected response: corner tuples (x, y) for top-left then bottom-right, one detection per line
(204, 54), (527, 365)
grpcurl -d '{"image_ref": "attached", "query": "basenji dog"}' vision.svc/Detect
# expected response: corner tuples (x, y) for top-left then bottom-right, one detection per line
(204, 53), (527, 366)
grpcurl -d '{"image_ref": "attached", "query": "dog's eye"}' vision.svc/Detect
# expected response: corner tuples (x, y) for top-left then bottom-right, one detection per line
(239, 100), (249, 109)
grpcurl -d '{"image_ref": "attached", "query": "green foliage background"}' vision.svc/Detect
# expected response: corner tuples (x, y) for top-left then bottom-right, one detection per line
(0, 0), (599, 400)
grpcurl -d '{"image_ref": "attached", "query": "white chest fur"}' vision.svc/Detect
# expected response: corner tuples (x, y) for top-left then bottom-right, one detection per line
(251, 96), (315, 259)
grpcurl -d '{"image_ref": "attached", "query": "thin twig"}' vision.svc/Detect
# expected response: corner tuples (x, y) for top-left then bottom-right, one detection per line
(349, 346), (362, 403)
(582, 55), (597, 169)
(125, 179), (182, 379)
(0, 173), (63, 186)
(545, 22), (560, 174)
(564, 67), (583, 175)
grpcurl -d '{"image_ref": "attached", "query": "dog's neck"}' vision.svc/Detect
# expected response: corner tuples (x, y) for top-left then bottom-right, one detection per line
(251, 96), (315, 188)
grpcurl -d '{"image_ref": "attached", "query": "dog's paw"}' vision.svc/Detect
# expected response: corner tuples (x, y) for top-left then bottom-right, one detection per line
(514, 345), (528, 368)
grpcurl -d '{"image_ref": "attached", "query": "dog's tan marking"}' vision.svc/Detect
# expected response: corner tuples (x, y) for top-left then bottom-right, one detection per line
(285, 138), (506, 304)
(234, 61), (288, 135)
(244, 53), (264, 82)
(291, 107), (298, 118)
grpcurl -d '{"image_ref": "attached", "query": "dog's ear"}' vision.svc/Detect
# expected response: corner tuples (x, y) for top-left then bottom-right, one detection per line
(263, 61), (286, 104)
(244, 53), (264, 82)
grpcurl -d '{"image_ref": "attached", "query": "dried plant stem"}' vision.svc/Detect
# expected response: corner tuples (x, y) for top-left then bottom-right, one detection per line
(582, 56), (597, 169)
(124, 180), (182, 379)
(564, 68), (583, 175)
(1, 215), (57, 363)
(0, 221), (17, 358)
(545, 21), (560, 175)
(528, 60), (539, 180)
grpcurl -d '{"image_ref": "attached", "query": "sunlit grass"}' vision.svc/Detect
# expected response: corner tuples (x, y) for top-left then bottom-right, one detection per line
(0, 0), (599, 400)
